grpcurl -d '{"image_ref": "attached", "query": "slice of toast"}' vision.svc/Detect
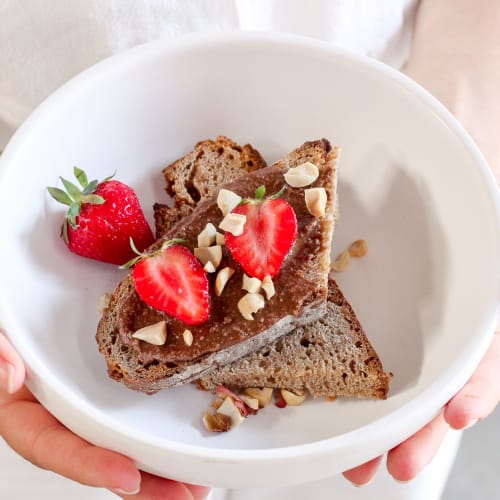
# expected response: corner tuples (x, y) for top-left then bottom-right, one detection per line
(96, 139), (338, 394)
(154, 136), (267, 239)
(197, 277), (390, 399)
(153, 138), (389, 400)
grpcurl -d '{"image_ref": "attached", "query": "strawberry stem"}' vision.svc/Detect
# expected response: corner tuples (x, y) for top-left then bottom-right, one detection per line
(119, 237), (187, 269)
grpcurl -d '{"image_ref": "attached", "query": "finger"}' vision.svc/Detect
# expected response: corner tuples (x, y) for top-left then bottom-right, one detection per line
(0, 330), (25, 394)
(342, 455), (383, 486)
(113, 472), (209, 499)
(386, 411), (448, 482)
(0, 399), (141, 493)
(445, 331), (500, 429)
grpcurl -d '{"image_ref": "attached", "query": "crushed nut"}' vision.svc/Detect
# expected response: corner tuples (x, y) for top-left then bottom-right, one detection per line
(203, 261), (216, 273)
(261, 275), (275, 300)
(96, 293), (110, 314)
(284, 162), (319, 187)
(238, 394), (259, 410)
(183, 329), (193, 346)
(197, 222), (217, 248)
(331, 250), (350, 272)
(242, 274), (262, 294)
(132, 321), (167, 345)
(216, 396), (245, 429)
(217, 189), (242, 216)
(237, 292), (265, 320)
(348, 239), (368, 257)
(243, 387), (273, 408)
(219, 212), (247, 236)
(194, 245), (222, 269)
(215, 266), (235, 296)
(304, 187), (327, 217)
(280, 389), (306, 406)
(215, 232), (225, 246)
(203, 410), (231, 432)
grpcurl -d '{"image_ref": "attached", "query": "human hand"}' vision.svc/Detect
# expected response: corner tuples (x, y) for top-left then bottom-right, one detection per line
(0, 330), (210, 499)
(342, 330), (500, 486)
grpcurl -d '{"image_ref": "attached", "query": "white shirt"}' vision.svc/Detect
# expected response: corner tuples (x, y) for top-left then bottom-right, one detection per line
(1, 1), (462, 499)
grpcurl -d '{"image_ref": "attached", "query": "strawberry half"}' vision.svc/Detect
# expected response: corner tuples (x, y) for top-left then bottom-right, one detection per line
(47, 167), (154, 265)
(224, 186), (297, 280)
(128, 241), (210, 325)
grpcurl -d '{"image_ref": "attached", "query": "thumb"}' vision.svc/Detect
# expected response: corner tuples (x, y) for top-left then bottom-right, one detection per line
(0, 330), (26, 395)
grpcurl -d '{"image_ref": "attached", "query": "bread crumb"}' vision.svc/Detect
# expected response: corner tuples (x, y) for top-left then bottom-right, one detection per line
(331, 250), (350, 272)
(348, 239), (368, 258)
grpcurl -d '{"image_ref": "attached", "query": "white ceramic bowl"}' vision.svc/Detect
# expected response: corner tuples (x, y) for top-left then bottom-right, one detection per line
(0, 33), (499, 488)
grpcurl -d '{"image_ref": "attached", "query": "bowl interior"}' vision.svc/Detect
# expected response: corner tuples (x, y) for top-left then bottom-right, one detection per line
(0, 34), (498, 455)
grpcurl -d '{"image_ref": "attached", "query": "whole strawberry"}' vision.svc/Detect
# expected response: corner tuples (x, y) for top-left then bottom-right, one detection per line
(224, 186), (298, 280)
(47, 167), (154, 265)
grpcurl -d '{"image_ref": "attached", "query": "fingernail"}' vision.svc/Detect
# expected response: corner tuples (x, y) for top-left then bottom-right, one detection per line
(110, 485), (141, 496)
(464, 418), (479, 429)
(0, 362), (15, 394)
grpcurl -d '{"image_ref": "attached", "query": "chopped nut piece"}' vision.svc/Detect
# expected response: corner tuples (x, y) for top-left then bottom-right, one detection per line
(331, 250), (350, 272)
(215, 266), (235, 296)
(304, 187), (327, 217)
(261, 275), (275, 300)
(239, 394), (260, 410)
(242, 274), (262, 294)
(203, 410), (231, 432)
(132, 321), (167, 345)
(217, 396), (245, 429)
(280, 389), (306, 406)
(219, 212), (247, 236)
(197, 222), (217, 247)
(203, 261), (216, 273)
(348, 239), (368, 258)
(243, 387), (273, 408)
(215, 232), (225, 246)
(217, 189), (242, 216)
(237, 292), (265, 320)
(194, 245), (222, 269)
(96, 293), (110, 314)
(284, 162), (319, 187)
(183, 329), (193, 346)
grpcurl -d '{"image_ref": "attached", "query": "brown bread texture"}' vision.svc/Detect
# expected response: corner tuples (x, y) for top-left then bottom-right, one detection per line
(153, 138), (389, 400)
(96, 139), (337, 394)
(197, 278), (390, 399)
(154, 136), (267, 239)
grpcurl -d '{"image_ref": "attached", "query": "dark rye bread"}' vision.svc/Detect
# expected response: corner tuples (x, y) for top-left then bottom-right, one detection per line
(197, 278), (390, 399)
(96, 140), (337, 394)
(154, 136), (266, 239)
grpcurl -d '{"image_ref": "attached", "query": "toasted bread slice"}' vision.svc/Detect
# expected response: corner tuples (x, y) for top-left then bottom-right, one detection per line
(163, 135), (267, 207)
(197, 277), (390, 399)
(96, 139), (337, 394)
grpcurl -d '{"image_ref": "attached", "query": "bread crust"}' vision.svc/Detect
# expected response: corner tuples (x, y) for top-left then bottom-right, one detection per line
(96, 140), (338, 394)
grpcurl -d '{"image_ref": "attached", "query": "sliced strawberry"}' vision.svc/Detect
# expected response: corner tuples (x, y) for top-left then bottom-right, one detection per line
(132, 244), (210, 325)
(224, 187), (297, 280)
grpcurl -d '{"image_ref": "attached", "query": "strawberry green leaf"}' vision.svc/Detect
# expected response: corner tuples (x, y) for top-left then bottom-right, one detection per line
(67, 202), (81, 228)
(47, 186), (73, 206)
(82, 179), (98, 195)
(81, 194), (105, 205)
(61, 219), (69, 244)
(102, 171), (117, 183)
(255, 185), (266, 200)
(268, 185), (287, 200)
(73, 167), (88, 188)
(129, 237), (143, 257)
(60, 177), (82, 201)
(119, 254), (142, 269)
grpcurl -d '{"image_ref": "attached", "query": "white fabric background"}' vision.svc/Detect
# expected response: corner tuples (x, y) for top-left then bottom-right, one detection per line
(1, 1), (466, 499)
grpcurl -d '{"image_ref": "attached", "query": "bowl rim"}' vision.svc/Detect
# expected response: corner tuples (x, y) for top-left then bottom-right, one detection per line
(1, 31), (499, 466)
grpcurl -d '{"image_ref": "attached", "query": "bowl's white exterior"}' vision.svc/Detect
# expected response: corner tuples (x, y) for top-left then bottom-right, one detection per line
(0, 33), (499, 488)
